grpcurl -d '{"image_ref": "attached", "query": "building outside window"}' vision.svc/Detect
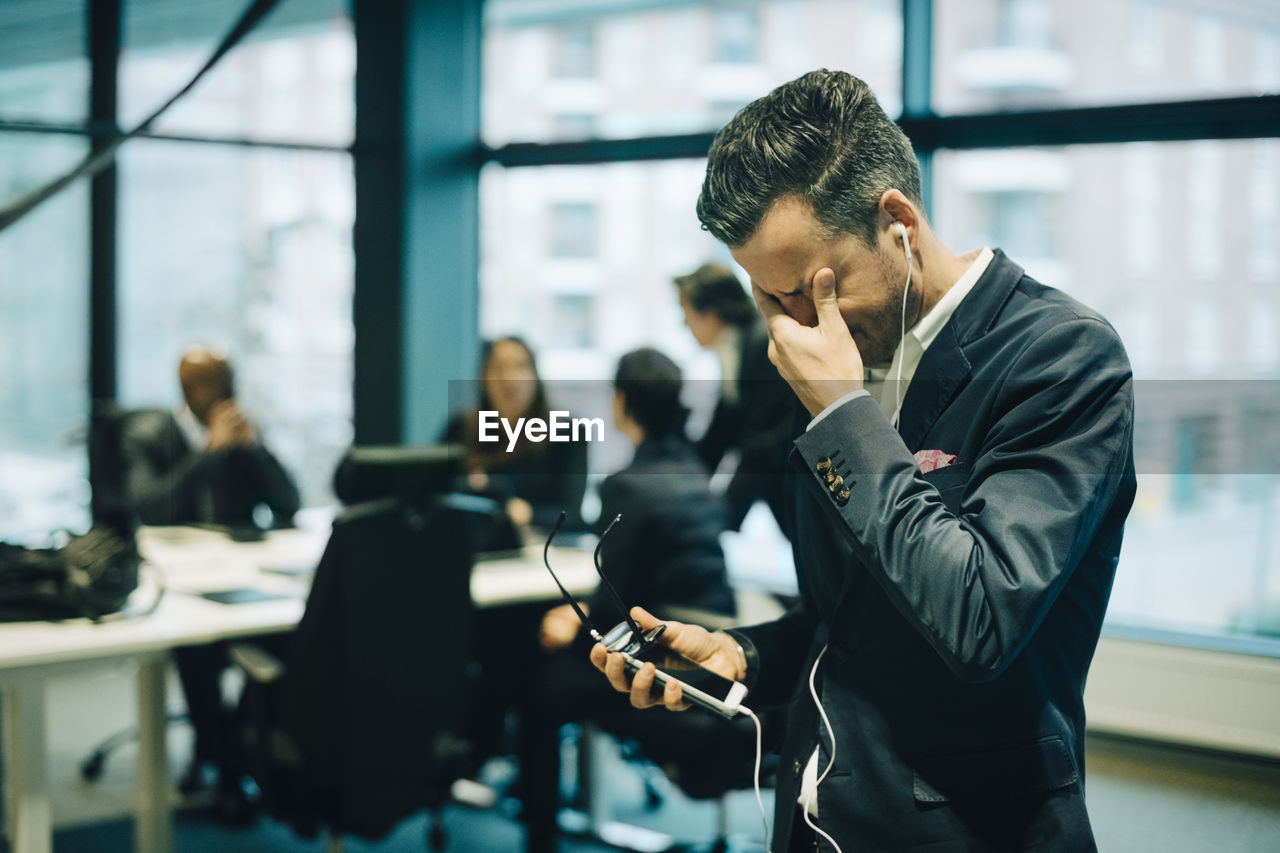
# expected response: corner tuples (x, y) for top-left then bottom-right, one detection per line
(548, 201), (598, 259)
(711, 8), (759, 64)
(548, 292), (596, 350)
(550, 22), (596, 78)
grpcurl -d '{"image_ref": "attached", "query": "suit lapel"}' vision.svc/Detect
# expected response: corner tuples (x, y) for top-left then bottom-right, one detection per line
(897, 250), (1024, 451)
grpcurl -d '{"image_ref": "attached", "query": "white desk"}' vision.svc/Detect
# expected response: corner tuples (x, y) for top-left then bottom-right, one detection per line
(0, 521), (597, 853)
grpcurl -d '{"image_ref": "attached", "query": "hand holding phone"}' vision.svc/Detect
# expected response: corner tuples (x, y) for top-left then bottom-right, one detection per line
(593, 607), (748, 718)
(539, 513), (748, 717)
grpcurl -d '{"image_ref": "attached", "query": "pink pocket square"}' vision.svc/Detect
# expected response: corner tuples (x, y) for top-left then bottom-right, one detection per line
(914, 449), (958, 474)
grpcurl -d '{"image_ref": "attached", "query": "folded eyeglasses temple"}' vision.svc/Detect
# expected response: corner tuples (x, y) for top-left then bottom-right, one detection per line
(542, 511), (603, 642)
(593, 513), (646, 643)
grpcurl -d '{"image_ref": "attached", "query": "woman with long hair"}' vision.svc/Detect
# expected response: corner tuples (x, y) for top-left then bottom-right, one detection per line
(445, 336), (587, 534)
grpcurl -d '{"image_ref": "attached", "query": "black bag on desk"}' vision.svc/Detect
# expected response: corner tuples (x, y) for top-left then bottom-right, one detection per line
(0, 526), (140, 622)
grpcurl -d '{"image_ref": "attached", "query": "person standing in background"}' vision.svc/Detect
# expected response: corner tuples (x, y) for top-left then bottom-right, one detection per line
(676, 263), (797, 537)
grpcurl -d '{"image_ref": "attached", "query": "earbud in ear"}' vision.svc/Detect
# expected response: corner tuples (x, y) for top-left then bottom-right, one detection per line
(893, 222), (911, 262)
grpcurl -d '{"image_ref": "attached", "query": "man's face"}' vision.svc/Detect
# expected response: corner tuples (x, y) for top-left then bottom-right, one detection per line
(729, 195), (906, 366)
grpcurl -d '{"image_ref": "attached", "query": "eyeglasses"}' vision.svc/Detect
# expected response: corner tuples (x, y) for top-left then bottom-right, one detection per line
(542, 510), (666, 652)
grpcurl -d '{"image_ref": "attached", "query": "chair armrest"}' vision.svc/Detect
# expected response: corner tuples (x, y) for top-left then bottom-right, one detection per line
(228, 641), (286, 685)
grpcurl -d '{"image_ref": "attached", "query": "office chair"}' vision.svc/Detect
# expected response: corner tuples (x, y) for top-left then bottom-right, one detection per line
(77, 404), (151, 780)
(87, 401), (139, 534)
(230, 447), (477, 850)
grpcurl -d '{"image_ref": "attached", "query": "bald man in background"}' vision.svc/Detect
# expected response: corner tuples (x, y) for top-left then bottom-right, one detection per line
(120, 345), (300, 821)
(122, 345), (299, 529)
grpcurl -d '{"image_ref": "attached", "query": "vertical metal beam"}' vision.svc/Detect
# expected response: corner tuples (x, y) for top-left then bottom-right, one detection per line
(353, 0), (408, 444)
(353, 0), (481, 445)
(402, 0), (481, 443)
(89, 0), (121, 403)
(901, 0), (934, 216)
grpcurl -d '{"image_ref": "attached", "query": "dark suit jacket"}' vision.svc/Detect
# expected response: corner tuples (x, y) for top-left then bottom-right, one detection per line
(122, 408), (301, 527)
(696, 318), (797, 534)
(730, 251), (1136, 852)
(590, 435), (735, 628)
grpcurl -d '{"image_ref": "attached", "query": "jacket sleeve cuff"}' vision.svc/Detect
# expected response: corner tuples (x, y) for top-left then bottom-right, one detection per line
(722, 628), (760, 688)
(806, 389), (871, 431)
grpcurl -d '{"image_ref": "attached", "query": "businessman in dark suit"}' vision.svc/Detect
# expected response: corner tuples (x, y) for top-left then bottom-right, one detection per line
(595, 70), (1136, 852)
(123, 347), (300, 529)
(122, 345), (300, 821)
(676, 263), (797, 537)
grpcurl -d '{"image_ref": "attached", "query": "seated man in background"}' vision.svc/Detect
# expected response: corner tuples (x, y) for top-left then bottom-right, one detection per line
(123, 344), (299, 530)
(522, 347), (736, 853)
(676, 263), (796, 537)
(121, 344), (300, 822)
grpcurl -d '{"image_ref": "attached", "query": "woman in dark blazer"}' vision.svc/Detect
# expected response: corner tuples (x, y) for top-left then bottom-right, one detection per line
(675, 263), (796, 537)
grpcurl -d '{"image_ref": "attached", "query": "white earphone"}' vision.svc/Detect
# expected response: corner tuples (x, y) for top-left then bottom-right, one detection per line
(893, 221), (912, 426)
(893, 220), (911, 262)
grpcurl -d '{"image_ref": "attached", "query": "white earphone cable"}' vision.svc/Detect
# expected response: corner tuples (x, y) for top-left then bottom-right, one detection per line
(738, 705), (771, 851)
(801, 645), (844, 853)
(894, 229), (913, 425)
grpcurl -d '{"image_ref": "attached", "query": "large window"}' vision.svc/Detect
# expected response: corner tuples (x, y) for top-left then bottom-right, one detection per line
(933, 0), (1280, 113)
(480, 0), (1280, 656)
(115, 0), (355, 508)
(121, 0), (353, 145)
(117, 140), (354, 508)
(482, 0), (903, 145)
(933, 139), (1280, 641)
(480, 160), (723, 379)
(478, 0), (906, 449)
(0, 0), (355, 537)
(0, 0), (87, 124)
(0, 1), (90, 543)
(480, 0), (901, 594)
(0, 135), (89, 543)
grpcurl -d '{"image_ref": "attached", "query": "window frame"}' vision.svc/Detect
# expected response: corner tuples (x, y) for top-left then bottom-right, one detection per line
(0, 0), (357, 523)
